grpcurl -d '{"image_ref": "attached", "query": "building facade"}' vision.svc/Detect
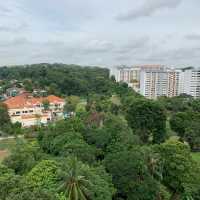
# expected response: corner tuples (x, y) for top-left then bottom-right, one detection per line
(4, 93), (65, 127)
(116, 65), (200, 99)
(140, 69), (180, 99)
(116, 65), (165, 93)
(178, 69), (200, 98)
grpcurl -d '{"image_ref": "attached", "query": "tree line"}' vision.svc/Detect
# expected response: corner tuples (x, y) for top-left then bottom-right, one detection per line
(0, 63), (116, 96)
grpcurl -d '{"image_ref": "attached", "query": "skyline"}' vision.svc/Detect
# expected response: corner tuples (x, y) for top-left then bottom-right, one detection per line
(0, 0), (200, 67)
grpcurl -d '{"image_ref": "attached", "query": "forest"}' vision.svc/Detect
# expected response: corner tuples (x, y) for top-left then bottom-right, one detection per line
(0, 63), (115, 96)
(0, 64), (200, 200)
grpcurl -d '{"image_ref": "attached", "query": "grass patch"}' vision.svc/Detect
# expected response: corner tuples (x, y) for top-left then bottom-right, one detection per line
(76, 100), (87, 112)
(110, 95), (121, 105)
(0, 138), (16, 150)
(0, 150), (9, 162)
(192, 152), (200, 164)
(0, 138), (17, 162)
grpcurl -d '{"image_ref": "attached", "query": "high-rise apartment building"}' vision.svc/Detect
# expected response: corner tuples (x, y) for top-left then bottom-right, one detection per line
(115, 65), (200, 99)
(140, 69), (180, 99)
(179, 68), (200, 98)
(117, 65), (165, 93)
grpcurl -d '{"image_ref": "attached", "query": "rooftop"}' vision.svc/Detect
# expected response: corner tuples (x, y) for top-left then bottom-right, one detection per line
(4, 93), (64, 109)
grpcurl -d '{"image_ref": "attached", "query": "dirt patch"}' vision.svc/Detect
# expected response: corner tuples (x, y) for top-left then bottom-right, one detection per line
(0, 150), (9, 162)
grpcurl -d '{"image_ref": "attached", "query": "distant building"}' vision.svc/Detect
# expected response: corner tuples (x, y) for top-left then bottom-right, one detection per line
(116, 65), (166, 93)
(140, 69), (180, 99)
(115, 65), (200, 99)
(178, 68), (200, 98)
(6, 87), (25, 97)
(33, 89), (48, 97)
(4, 93), (65, 127)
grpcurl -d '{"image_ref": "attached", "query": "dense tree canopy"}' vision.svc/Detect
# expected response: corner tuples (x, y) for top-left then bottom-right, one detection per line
(0, 103), (12, 135)
(104, 147), (170, 200)
(1, 64), (200, 200)
(170, 112), (200, 150)
(3, 141), (45, 175)
(154, 140), (200, 199)
(0, 64), (115, 96)
(125, 99), (167, 144)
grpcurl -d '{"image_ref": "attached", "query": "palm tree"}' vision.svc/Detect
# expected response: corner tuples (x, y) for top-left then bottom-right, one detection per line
(58, 158), (91, 200)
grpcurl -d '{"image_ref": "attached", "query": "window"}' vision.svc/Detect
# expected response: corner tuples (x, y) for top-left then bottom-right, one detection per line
(16, 111), (20, 115)
(29, 110), (33, 113)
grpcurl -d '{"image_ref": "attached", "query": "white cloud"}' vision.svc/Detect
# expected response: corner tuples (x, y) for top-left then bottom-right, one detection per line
(117, 0), (183, 21)
(0, 0), (199, 67)
(185, 34), (200, 40)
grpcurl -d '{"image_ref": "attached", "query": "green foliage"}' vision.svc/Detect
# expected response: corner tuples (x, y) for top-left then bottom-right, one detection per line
(26, 160), (59, 190)
(0, 164), (21, 200)
(23, 79), (33, 92)
(185, 121), (200, 151)
(0, 64), (115, 96)
(58, 158), (91, 200)
(38, 119), (96, 164)
(0, 103), (10, 125)
(0, 103), (13, 135)
(42, 99), (50, 110)
(189, 99), (200, 112)
(158, 96), (190, 113)
(3, 140), (44, 175)
(58, 157), (115, 200)
(64, 96), (80, 113)
(16, 157), (114, 200)
(104, 147), (167, 200)
(155, 140), (200, 199)
(170, 112), (192, 138)
(1, 65), (200, 200)
(125, 99), (167, 144)
(170, 112), (200, 150)
(0, 103), (23, 136)
(83, 113), (140, 159)
(6, 186), (57, 200)
(86, 94), (112, 113)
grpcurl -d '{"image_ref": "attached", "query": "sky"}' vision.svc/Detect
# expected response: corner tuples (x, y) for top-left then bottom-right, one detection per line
(0, 0), (200, 68)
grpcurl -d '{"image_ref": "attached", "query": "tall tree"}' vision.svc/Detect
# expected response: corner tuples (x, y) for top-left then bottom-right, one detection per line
(104, 147), (169, 200)
(58, 158), (90, 200)
(155, 140), (200, 200)
(0, 103), (12, 133)
(42, 99), (50, 111)
(64, 96), (80, 113)
(125, 99), (167, 144)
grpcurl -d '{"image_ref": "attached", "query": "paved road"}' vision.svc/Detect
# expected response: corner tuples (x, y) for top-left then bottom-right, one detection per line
(0, 135), (24, 141)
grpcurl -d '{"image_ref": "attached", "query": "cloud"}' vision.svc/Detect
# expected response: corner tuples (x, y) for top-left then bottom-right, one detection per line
(0, 5), (11, 16)
(116, 0), (183, 21)
(0, 0), (199, 66)
(82, 40), (114, 54)
(185, 34), (200, 40)
(141, 47), (200, 65)
(0, 23), (28, 33)
(0, 37), (30, 47)
(114, 36), (150, 54)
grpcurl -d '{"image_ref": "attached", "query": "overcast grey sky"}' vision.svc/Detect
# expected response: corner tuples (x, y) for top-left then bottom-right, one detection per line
(0, 0), (200, 67)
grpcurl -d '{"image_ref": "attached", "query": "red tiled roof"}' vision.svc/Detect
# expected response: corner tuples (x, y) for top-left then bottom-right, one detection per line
(4, 93), (64, 109)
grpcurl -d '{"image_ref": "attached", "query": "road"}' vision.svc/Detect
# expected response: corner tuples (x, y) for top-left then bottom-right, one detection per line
(0, 135), (24, 141)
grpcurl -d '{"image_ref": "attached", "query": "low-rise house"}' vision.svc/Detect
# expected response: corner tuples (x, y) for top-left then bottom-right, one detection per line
(33, 89), (48, 97)
(4, 93), (65, 127)
(6, 87), (25, 97)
